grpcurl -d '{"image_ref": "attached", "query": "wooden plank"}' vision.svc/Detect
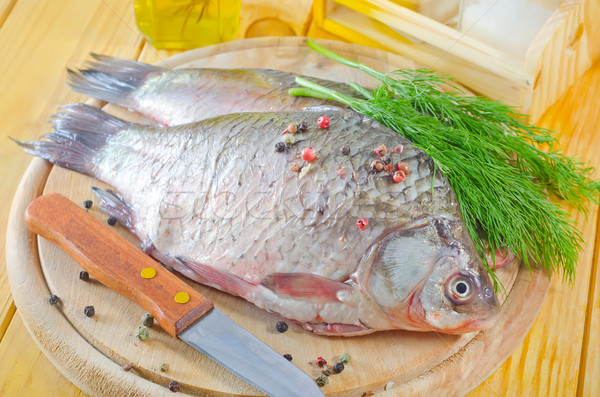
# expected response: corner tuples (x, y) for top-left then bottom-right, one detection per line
(0, 0), (17, 28)
(580, 214), (600, 397)
(0, 0), (141, 393)
(468, 59), (600, 397)
(0, 313), (87, 396)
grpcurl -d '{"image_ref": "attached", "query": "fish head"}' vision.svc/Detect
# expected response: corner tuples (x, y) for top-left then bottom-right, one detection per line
(363, 218), (499, 333)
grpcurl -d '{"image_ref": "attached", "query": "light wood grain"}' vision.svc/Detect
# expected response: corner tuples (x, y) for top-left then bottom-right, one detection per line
(467, 52), (600, 397)
(314, 0), (600, 123)
(0, 0), (599, 395)
(0, 0), (142, 338)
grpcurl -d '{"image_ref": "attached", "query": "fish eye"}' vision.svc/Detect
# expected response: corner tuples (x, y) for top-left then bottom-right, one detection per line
(446, 274), (474, 304)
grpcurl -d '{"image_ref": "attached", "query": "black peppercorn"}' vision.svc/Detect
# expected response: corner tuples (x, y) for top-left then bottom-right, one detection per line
(283, 354), (292, 361)
(298, 121), (308, 131)
(333, 362), (345, 373)
(275, 142), (286, 152)
(79, 271), (90, 281)
(48, 294), (59, 305)
(83, 200), (93, 209)
(169, 381), (181, 392)
(340, 144), (350, 155)
(276, 321), (288, 333)
(107, 216), (117, 226)
(142, 313), (154, 327)
(84, 306), (95, 317)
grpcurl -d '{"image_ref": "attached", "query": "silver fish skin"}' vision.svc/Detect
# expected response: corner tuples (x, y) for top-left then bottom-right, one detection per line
(67, 54), (354, 126)
(15, 104), (498, 335)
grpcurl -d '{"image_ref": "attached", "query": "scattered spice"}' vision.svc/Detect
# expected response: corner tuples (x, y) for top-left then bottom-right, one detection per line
(302, 147), (316, 162)
(391, 145), (404, 154)
(79, 271), (90, 282)
(159, 362), (169, 372)
(361, 392), (374, 397)
(298, 163), (311, 179)
(107, 216), (117, 226)
(396, 162), (410, 175)
(339, 353), (351, 364)
(317, 115), (330, 128)
(336, 165), (346, 177)
(393, 170), (406, 183)
(289, 162), (301, 172)
(168, 381), (181, 392)
(370, 160), (384, 172)
(316, 357), (327, 367)
(383, 164), (394, 174)
(298, 121), (308, 131)
(84, 306), (95, 317)
(135, 326), (149, 341)
(83, 200), (93, 209)
(315, 374), (329, 387)
(322, 365), (333, 376)
(373, 144), (387, 158)
(287, 123), (298, 134)
(384, 381), (395, 391)
(142, 313), (154, 327)
(281, 133), (296, 146)
(380, 156), (391, 165)
(339, 236), (346, 243)
(48, 294), (59, 305)
(340, 144), (350, 155)
(333, 362), (345, 373)
(356, 218), (369, 231)
(122, 364), (133, 372)
(283, 354), (293, 361)
(276, 321), (288, 333)
(275, 142), (286, 152)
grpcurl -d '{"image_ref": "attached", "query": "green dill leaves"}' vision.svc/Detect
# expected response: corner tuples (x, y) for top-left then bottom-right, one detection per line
(291, 39), (600, 283)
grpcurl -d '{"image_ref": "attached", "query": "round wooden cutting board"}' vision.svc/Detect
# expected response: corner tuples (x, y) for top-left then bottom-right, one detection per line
(6, 37), (549, 397)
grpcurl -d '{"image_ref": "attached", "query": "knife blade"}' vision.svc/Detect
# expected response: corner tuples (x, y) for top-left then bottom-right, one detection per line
(24, 193), (325, 397)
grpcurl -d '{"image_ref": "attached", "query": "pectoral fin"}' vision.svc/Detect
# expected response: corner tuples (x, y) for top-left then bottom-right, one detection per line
(261, 273), (353, 303)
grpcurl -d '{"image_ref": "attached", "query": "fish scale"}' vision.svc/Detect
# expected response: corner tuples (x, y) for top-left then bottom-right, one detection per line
(17, 101), (499, 335)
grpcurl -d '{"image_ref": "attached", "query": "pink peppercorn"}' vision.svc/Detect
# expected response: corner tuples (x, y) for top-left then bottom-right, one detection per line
(302, 147), (317, 162)
(317, 116), (330, 128)
(396, 162), (410, 175)
(336, 165), (346, 176)
(356, 218), (369, 231)
(393, 170), (406, 183)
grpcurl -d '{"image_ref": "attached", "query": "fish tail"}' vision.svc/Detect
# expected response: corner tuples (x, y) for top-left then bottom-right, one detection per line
(67, 54), (164, 107)
(12, 103), (132, 176)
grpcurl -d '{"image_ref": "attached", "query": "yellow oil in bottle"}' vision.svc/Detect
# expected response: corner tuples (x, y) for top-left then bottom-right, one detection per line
(134, 0), (241, 49)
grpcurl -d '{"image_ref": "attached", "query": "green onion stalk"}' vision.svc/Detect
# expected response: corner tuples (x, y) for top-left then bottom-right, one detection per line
(290, 39), (600, 286)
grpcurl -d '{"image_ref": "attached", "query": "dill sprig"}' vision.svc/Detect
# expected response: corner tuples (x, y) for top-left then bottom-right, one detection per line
(289, 39), (600, 283)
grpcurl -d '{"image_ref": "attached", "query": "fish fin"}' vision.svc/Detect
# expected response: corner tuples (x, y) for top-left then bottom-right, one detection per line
(91, 187), (137, 232)
(488, 248), (514, 270)
(176, 256), (253, 297)
(67, 54), (164, 108)
(302, 322), (373, 336)
(261, 273), (353, 303)
(13, 104), (132, 176)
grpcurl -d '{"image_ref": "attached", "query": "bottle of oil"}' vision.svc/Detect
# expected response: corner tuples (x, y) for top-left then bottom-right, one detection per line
(134, 0), (241, 49)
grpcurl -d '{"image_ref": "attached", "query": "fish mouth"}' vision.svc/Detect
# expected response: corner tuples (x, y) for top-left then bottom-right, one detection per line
(439, 313), (498, 334)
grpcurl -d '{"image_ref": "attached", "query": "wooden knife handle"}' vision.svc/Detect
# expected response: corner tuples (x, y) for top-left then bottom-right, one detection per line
(24, 193), (214, 337)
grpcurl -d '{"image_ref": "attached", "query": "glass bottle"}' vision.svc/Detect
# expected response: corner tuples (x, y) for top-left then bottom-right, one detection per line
(134, 0), (241, 49)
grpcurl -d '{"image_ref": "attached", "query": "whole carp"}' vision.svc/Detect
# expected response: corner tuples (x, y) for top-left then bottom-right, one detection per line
(68, 54), (354, 126)
(16, 103), (499, 335)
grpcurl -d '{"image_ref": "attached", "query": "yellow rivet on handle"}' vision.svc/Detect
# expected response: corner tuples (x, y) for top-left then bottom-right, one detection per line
(141, 267), (157, 279)
(174, 291), (190, 304)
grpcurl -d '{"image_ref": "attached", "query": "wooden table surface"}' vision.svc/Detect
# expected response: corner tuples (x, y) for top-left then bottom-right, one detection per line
(0, 1), (598, 396)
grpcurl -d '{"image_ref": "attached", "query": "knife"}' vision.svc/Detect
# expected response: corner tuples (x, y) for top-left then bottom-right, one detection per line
(24, 193), (325, 397)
